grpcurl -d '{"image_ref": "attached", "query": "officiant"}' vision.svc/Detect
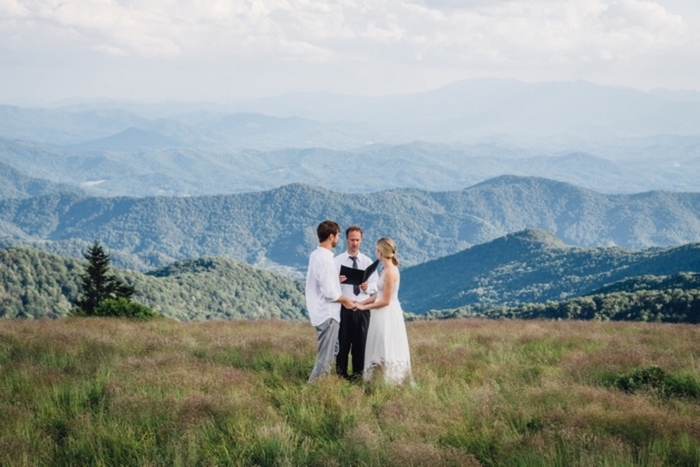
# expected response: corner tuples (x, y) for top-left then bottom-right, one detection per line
(334, 225), (379, 380)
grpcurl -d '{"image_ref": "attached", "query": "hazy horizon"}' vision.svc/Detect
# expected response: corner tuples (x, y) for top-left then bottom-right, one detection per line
(3, 76), (700, 110)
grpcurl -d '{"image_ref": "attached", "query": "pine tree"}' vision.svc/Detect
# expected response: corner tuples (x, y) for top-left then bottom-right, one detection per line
(75, 241), (134, 316)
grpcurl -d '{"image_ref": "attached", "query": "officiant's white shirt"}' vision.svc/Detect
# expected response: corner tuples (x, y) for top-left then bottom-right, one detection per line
(305, 246), (342, 327)
(334, 251), (379, 301)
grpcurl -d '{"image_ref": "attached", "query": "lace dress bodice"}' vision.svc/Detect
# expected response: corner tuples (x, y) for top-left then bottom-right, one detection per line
(376, 271), (400, 303)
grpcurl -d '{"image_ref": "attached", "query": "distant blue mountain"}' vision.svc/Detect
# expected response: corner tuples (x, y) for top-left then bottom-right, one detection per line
(227, 78), (700, 142)
(3, 79), (700, 149)
(75, 127), (185, 151)
(2, 135), (700, 196)
(0, 161), (83, 199)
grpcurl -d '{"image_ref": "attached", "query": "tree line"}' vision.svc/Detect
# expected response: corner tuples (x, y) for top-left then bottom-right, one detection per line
(420, 284), (700, 323)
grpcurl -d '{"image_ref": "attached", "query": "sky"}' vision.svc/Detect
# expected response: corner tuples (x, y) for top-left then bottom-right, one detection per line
(1, 0), (700, 103)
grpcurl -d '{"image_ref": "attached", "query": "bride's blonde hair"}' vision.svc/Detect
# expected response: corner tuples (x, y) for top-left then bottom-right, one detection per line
(376, 237), (399, 266)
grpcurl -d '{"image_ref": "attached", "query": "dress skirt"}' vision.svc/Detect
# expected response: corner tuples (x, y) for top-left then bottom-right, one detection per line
(363, 300), (412, 384)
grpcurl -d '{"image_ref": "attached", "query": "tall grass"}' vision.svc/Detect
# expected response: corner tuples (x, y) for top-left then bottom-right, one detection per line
(1, 318), (699, 466)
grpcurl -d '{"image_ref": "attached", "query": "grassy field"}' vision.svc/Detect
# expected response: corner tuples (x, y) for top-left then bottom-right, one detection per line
(1, 318), (700, 466)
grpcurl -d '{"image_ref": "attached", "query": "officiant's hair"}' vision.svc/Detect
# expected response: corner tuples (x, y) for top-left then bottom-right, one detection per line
(317, 220), (340, 242)
(377, 237), (399, 266)
(346, 225), (363, 237)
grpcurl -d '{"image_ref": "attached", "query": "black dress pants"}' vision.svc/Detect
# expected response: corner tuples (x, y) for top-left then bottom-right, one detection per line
(336, 306), (371, 379)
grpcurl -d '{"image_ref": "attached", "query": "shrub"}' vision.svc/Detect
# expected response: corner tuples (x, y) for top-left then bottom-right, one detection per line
(609, 366), (700, 400)
(91, 298), (160, 321)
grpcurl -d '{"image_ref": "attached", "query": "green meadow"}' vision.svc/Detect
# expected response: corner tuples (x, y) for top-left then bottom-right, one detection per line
(1, 318), (700, 466)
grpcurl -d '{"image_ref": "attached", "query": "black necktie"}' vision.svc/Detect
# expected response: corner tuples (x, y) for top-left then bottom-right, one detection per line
(349, 256), (360, 295)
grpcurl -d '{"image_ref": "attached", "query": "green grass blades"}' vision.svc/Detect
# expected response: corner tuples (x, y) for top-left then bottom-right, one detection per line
(1, 318), (700, 466)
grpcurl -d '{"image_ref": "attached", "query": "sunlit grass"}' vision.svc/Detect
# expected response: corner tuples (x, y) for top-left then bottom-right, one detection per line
(1, 318), (699, 465)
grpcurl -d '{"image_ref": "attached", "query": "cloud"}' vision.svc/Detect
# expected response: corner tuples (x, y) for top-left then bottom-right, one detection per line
(0, 0), (690, 61)
(0, 0), (697, 99)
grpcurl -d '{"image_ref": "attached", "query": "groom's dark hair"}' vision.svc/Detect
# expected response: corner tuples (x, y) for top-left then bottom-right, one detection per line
(317, 220), (340, 242)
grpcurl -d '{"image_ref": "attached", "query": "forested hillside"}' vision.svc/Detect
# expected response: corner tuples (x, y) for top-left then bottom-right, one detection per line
(588, 272), (700, 295)
(0, 248), (306, 321)
(4, 230), (700, 321)
(419, 273), (700, 323)
(400, 230), (700, 313)
(2, 177), (700, 273)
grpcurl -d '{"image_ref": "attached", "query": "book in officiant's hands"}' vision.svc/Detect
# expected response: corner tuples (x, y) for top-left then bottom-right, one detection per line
(339, 260), (379, 285)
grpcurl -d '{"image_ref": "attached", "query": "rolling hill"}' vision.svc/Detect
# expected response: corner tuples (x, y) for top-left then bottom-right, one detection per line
(0, 247), (306, 321)
(400, 229), (700, 313)
(1, 177), (700, 274)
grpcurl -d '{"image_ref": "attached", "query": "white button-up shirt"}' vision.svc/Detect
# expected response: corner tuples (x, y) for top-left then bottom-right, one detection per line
(305, 246), (342, 327)
(334, 251), (379, 302)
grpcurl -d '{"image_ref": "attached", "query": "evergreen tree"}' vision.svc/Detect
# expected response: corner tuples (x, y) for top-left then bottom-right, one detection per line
(75, 241), (134, 316)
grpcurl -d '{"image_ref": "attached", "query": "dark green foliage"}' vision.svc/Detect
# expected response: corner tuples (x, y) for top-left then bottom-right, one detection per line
(587, 272), (700, 295)
(0, 247), (306, 321)
(606, 366), (700, 400)
(140, 257), (307, 321)
(0, 247), (82, 319)
(89, 298), (159, 321)
(427, 285), (700, 323)
(74, 241), (135, 316)
(500, 288), (700, 323)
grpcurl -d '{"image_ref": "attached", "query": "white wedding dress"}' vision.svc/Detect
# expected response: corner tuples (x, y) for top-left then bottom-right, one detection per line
(363, 270), (412, 385)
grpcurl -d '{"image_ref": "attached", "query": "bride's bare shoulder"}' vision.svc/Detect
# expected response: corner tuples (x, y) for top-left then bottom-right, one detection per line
(384, 265), (399, 280)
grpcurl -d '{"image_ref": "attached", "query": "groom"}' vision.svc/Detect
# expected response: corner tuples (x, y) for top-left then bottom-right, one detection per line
(334, 225), (378, 380)
(306, 220), (355, 383)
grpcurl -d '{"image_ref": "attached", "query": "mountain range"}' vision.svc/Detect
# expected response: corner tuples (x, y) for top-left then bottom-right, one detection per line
(4, 79), (700, 147)
(1, 135), (700, 197)
(3, 79), (700, 197)
(4, 78), (700, 321)
(1, 176), (700, 276)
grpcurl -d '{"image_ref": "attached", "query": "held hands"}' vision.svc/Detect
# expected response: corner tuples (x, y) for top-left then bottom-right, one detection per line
(339, 296), (354, 309)
(339, 297), (365, 311)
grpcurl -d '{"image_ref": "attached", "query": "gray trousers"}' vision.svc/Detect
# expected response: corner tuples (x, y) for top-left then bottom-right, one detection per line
(308, 318), (340, 383)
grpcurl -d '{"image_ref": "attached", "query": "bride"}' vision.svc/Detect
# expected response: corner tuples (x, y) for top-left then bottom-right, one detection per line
(354, 237), (412, 385)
